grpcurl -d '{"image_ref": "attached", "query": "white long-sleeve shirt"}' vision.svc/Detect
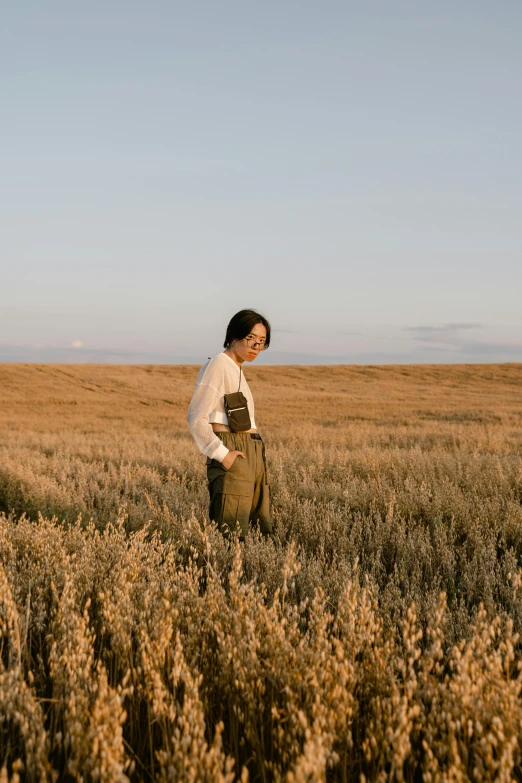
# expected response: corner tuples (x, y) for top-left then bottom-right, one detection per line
(187, 352), (257, 463)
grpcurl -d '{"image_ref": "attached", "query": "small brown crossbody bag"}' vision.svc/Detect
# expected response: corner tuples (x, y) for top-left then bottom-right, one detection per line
(224, 366), (252, 432)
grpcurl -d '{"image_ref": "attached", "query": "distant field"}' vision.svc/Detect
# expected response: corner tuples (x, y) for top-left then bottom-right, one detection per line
(1, 363), (521, 781)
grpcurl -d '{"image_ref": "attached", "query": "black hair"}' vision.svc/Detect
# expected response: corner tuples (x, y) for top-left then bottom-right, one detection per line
(224, 309), (271, 350)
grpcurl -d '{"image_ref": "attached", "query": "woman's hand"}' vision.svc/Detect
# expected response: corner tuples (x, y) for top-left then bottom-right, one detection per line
(221, 450), (246, 471)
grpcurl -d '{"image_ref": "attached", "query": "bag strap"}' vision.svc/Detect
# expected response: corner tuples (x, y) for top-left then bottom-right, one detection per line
(238, 366), (242, 392)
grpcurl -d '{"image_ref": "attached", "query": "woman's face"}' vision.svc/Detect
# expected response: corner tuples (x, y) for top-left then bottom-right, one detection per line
(231, 322), (267, 363)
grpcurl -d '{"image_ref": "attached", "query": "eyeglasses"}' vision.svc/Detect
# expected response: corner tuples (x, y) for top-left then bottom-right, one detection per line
(245, 337), (269, 351)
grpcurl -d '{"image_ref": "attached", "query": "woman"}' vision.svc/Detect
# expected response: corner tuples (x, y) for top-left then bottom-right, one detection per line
(187, 309), (273, 541)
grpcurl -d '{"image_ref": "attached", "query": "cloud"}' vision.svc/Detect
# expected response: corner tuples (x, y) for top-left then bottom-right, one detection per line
(444, 323), (483, 331)
(399, 323), (522, 359)
(404, 323), (484, 349)
(0, 345), (206, 364)
(404, 323), (483, 334)
(1, 334), (520, 366)
(254, 350), (416, 364)
(408, 334), (522, 359)
(461, 341), (522, 356)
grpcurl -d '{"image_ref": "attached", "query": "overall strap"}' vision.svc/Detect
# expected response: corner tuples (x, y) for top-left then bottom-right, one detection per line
(238, 366), (242, 391)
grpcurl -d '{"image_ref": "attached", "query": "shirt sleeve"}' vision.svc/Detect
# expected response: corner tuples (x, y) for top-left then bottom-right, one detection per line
(187, 382), (230, 463)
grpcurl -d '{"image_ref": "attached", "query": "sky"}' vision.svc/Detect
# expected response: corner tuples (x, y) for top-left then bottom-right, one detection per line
(1, 0), (521, 365)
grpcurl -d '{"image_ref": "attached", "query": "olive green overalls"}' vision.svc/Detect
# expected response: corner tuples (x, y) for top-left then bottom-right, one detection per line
(207, 431), (273, 540)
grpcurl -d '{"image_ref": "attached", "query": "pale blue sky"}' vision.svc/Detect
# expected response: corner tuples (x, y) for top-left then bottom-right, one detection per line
(1, 1), (521, 364)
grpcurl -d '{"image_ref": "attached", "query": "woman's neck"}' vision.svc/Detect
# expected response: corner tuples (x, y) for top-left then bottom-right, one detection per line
(224, 348), (243, 367)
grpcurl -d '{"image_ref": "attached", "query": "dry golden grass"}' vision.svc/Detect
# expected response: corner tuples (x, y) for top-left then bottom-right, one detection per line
(0, 362), (521, 781)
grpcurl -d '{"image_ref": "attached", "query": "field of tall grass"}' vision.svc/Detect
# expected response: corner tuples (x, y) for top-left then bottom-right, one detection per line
(1, 362), (521, 781)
